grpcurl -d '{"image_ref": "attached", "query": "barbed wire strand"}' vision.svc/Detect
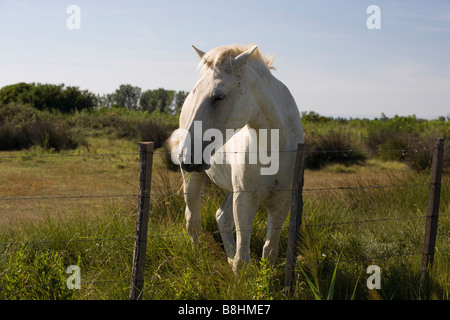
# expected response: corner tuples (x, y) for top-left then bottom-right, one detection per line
(0, 152), (139, 159)
(2, 145), (448, 160)
(0, 194), (139, 201)
(2, 180), (445, 202)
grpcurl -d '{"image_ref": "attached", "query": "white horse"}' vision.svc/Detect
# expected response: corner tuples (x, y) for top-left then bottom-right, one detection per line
(169, 44), (304, 274)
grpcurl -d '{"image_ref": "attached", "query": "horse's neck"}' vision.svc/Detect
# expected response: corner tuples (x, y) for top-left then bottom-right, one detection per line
(248, 72), (303, 149)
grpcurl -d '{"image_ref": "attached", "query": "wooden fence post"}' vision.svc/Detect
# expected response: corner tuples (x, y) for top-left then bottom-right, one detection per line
(421, 138), (445, 283)
(129, 142), (154, 300)
(285, 143), (307, 291)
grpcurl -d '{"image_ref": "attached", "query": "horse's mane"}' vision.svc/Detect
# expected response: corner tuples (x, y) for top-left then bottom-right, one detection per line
(201, 44), (275, 72)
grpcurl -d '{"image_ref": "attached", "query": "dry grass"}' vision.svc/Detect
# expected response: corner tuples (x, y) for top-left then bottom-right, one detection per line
(0, 137), (181, 231)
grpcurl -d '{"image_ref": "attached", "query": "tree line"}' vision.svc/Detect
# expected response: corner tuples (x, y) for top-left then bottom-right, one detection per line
(0, 82), (189, 114)
(99, 84), (189, 114)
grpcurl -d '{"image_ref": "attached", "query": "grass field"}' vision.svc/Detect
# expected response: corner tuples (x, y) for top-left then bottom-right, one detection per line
(1, 134), (449, 300)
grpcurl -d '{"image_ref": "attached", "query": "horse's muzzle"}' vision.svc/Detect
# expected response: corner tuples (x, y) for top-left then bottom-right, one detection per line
(178, 140), (213, 172)
(180, 161), (211, 172)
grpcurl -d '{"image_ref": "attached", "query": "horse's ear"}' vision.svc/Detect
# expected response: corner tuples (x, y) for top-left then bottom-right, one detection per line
(192, 45), (206, 59)
(232, 45), (258, 70)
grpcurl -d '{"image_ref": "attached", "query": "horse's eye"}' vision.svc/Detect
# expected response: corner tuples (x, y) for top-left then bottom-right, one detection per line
(213, 94), (226, 104)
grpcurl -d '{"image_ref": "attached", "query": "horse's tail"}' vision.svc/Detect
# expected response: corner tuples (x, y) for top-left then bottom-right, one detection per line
(165, 128), (183, 165)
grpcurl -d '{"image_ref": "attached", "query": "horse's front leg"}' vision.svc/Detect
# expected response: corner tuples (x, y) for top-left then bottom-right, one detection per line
(182, 170), (205, 244)
(216, 192), (236, 264)
(232, 190), (261, 275)
(262, 192), (290, 267)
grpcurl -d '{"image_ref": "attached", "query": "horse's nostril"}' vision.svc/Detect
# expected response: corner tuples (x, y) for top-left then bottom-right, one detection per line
(178, 151), (185, 164)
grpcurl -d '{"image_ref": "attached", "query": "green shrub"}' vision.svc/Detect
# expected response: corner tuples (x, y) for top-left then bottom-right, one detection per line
(69, 109), (176, 149)
(0, 104), (83, 151)
(0, 123), (29, 150)
(26, 120), (79, 152)
(137, 119), (173, 149)
(367, 126), (449, 172)
(365, 115), (450, 172)
(305, 130), (366, 169)
(405, 137), (450, 172)
(376, 132), (416, 162)
(0, 120), (82, 151)
(0, 103), (37, 125)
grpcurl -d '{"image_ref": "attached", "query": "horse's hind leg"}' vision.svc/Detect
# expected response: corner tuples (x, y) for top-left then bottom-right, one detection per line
(182, 170), (205, 244)
(216, 192), (235, 263)
(263, 194), (290, 267)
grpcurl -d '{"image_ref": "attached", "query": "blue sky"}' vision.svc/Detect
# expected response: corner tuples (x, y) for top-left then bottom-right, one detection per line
(1, 1), (449, 119)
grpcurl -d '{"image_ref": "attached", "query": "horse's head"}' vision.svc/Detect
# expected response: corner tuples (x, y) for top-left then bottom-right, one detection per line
(178, 44), (261, 172)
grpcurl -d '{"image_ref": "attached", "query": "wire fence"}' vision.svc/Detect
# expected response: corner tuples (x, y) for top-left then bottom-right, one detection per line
(1, 145), (449, 295)
(1, 143), (449, 160)
(1, 148), (448, 242)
